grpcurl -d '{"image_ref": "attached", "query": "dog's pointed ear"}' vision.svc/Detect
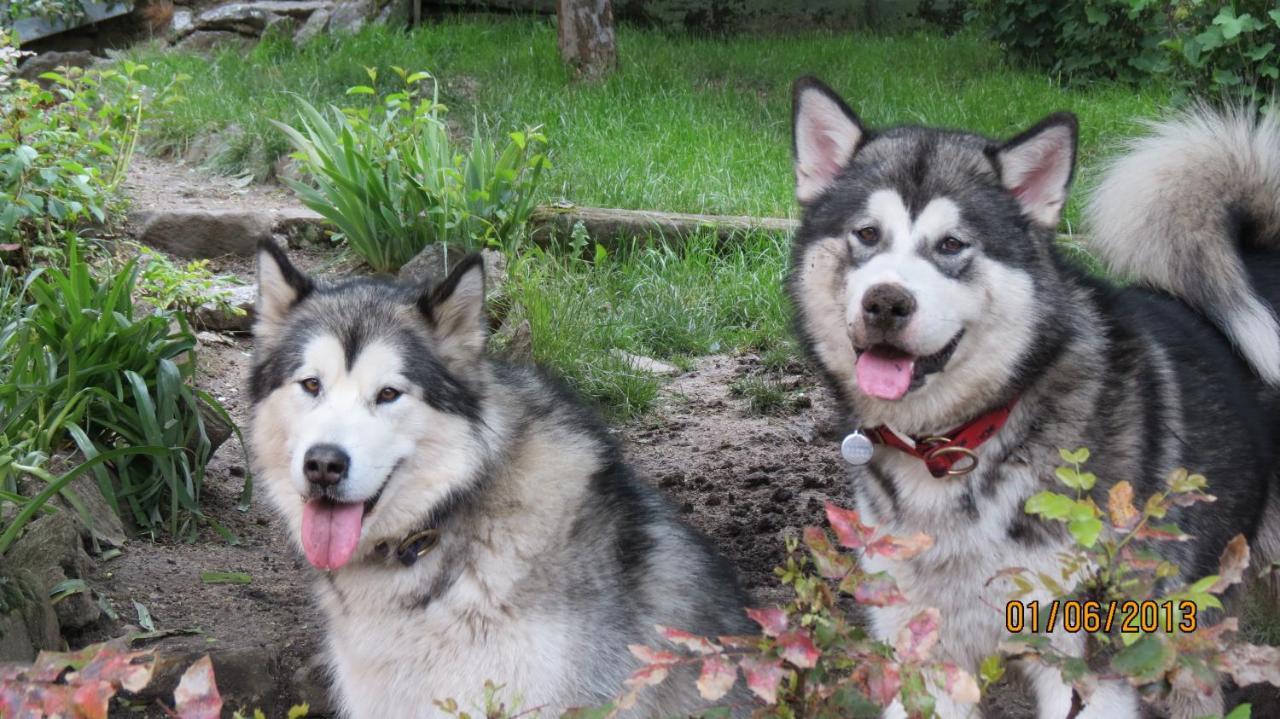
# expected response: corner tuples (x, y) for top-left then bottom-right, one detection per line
(995, 113), (1078, 229)
(793, 76), (865, 205)
(417, 253), (487, 362)
(256, 240), (313, 338)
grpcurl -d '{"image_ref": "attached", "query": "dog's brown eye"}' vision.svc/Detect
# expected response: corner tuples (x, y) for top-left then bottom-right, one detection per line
(376, 387), (402, 404)
(937, 236), (967, 255)
(300, 378), (321, 396)
(855, 226), (880, 246)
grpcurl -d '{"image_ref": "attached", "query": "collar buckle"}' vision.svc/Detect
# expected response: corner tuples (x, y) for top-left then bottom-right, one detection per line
(393, 528), (440, 566)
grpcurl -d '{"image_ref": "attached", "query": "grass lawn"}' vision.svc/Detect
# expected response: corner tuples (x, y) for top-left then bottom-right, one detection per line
(132, 15), (1171, 226)
(127, 16), (1172, 417)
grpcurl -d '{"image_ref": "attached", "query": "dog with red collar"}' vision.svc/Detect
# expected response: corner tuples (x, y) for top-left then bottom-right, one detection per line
(787, 80), (1280, 719)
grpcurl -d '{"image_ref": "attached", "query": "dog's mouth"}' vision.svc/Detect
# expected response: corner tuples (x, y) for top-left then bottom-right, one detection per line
(300, 472), (393, 572)
(854, 331), (964, 401)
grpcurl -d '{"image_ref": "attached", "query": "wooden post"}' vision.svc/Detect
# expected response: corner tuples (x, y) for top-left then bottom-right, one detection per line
(556, 0), (616, 81)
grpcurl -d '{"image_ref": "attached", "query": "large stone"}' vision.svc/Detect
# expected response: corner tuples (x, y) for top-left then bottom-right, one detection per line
(174, 30), (253, 53)
(195, 3), (273, 33)
(326, 0), (375, 32)
(17, 50), (95, 82)
(134, 209), (273, 258)
(6, 511), (100, 631)
(53, 474), (128, 549)
(491, 318), (532, 361)
(0, 559), (61, 662)
(193, 283), (256, 333)
(293, 6), (330, 43)
(610, 349), (680, 376)
(169, 8), (195, 38)
(397, 244), (507, 296)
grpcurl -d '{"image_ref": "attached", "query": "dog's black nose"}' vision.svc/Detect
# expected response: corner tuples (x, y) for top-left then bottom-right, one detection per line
(862, 283), (916, 332)
(303, 444), (350, 487)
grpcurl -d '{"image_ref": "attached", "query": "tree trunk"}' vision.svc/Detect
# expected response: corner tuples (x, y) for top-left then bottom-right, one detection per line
(557, 0), (616, 81)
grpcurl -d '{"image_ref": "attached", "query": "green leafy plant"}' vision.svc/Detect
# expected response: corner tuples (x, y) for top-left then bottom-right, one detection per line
(1005, 448), (1280, 713)
(0, 241), (243, 540)
(971, 1), (1279, 106)
(131, 244), (245, 317)
(274, 67), (549, 272)
(0, 45), (186, 256)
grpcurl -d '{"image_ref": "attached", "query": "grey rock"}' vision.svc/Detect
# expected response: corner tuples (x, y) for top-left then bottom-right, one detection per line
(53, 474), (128, 548)
(263, 13), (299, 39)
(610, 350), (680, 376)
(170, 8), (195, 38)
(0, 559), (62, 662)
(193, 284), (256, 333)
(272, 207), (328, 246)
(197, 398), (235, 458)
(397, 244), (507, 296)
(133, 209), (273, 257)
(174, 30), (253, 53)
(492, 318), (532, 361)
(293, 6), (330, 43)
(182, 123), (244, 166)
(291, 654), (334, 715)
(271, 154), (306, 186)
(327, 0), (375, 33)
(17, 50), (95, 82)
(7, 511), (100, 631)
(195, 3), (272, 33)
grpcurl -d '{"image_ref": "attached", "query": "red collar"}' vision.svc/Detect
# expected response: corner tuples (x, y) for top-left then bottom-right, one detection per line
(866, 398), (1018, 478)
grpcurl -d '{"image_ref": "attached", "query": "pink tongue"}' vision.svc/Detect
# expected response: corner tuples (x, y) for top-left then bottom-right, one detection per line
(301, 499), (364, 570)
(856, 350), (916, 400)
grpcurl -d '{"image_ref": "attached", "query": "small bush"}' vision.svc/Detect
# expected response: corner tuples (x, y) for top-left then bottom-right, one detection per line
(0, 242), (240, 540)
(0, 34), (185, 257)
(275, 67), (548, 272)
(972, 1), (1280, 106)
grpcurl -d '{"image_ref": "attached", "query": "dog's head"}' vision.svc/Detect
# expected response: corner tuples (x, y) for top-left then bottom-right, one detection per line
(248, 243), (489, 571)
(787, 77), (1077, 433)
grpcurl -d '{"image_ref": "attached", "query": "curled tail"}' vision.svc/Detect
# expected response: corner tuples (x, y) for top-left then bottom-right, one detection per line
(1085, 105), (1280, 383)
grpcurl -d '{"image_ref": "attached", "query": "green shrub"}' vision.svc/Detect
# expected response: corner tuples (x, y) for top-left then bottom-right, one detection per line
(0, 242), (241, 540)
(972, 1), (1279, 106)
(0, 31), (185, 257)
(274, 67), (548, 272)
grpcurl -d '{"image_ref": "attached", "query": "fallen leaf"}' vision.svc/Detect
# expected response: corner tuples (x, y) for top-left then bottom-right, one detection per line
(1220, 643), (1280, 688)
(174, 655), (222, 719)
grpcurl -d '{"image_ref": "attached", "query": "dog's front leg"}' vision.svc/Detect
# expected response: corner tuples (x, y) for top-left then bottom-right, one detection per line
(1019, 645), (1140, 719)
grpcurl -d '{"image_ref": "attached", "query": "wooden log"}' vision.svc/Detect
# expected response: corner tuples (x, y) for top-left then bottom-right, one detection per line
(528, 204), (799, 249)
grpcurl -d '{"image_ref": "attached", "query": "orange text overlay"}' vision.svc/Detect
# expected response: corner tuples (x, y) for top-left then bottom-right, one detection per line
(1005, 599), (1198, 634)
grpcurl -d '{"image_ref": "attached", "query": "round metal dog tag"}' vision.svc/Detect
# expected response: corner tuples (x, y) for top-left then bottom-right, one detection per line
(840, 431), (874, 466)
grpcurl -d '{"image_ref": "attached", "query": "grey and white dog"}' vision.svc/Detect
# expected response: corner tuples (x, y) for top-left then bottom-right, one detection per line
(787, 77), (1280, 719)
(248, 244), (753, 718)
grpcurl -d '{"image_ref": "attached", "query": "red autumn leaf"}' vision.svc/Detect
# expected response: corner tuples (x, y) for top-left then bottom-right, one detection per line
(628, 644), (680, 666)
(803, 526), (854, 578)
(72, 640), (154, 694)
(864, 658), (901, 706)
(739, 656), (785, 704)
(745, 607), (788, 638)
(70, 680), (115, 719)
(1134, 524), (1190, 542)
(658, 625), (719, 655)
(1210, 535), (1250, 593)
(826, 502), (876, 549)
(174, 655), (222, 719)
(1220, 643), (1280, 688)
(895, 608), (941, 663)
(626, 663), (670, 689)
(778, 630), (820, 669)
(936, 663), (980, 705)
(865, 532), (934, 561)
(851, 573), (908, 606)
(696, 655), (737, 701)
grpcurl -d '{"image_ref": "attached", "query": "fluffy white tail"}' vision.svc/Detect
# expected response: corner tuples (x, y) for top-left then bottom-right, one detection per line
(1085, 105), (1280, 383)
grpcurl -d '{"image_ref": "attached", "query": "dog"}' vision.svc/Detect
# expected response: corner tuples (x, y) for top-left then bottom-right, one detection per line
(786, 77), (1280, 719)
(248, 243), (753, 718)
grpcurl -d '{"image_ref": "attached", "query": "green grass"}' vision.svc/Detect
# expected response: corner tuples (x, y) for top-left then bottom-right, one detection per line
(131, 15), (1172, 227)
(506, 230), (790, 419)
